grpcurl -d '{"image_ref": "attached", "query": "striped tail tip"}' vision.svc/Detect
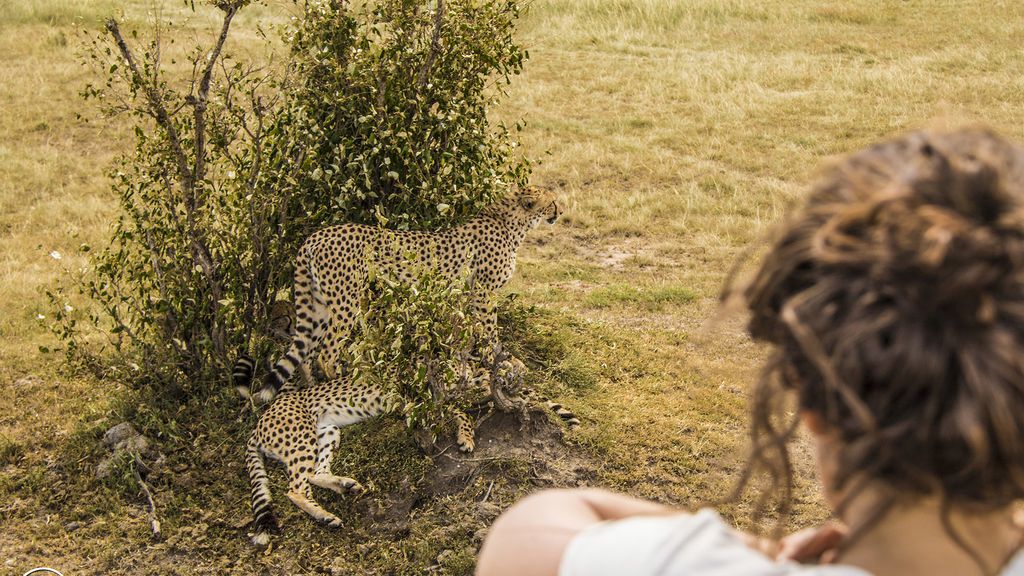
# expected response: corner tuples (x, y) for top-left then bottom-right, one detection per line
(232, 355), (256, 385)
(255, 510), (279, 530)
(250, 510), (279, 547)
(256, 385), (278, 404)
(547, 402), (581, 427)
(250, 531), (272, 548)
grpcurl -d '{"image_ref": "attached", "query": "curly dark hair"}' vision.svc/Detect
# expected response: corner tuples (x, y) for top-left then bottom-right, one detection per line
(732, 128), (1024, 566)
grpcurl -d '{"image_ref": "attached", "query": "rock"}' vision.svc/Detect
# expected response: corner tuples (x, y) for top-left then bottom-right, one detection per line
(100, 421), (155, 459)
(102, 422), (139, 449)
(123, 435), (150, 456)
(65, 521), (81, 532)
(13, 376), (42, 388)
(474, 502), (500, 521)
(95, 455), (117, 480)
(96, 422), (159, 479)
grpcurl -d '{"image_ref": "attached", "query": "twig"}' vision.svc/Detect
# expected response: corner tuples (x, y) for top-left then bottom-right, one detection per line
(132, 455), (162, 541)
(430, 441), (456, 458)
(480, 480), (494, 503)
(470, 408), (495, 429)
(442, 454), (512, 464)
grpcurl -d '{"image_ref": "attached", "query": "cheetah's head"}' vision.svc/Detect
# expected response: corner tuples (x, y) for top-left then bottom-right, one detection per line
(504, 184), (560, 227)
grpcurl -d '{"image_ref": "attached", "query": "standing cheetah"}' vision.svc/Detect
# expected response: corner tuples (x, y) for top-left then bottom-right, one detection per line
(253, 185), (562, 403)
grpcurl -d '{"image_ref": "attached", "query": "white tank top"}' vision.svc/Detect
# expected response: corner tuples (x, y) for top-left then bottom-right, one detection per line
(559, 509), (1024, 576)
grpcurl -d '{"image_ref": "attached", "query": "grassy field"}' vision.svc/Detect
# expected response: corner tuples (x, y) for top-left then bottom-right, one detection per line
(5, 0), (1024, 574)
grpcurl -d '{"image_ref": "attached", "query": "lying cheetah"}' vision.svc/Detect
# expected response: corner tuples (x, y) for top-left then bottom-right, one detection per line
(237, 356), (502, 544)
(253, 185), (562, 403)
(244, 373), (386, 543)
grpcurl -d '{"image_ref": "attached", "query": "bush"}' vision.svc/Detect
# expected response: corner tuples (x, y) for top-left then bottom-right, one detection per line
(53, 0), (531, 387)
(349, 267), (483, 436)
(287, 0), (531, 230)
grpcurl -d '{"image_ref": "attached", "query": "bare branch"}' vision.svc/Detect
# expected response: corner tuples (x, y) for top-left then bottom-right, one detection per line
(191, 4), (240, 190)
(417, 0), (445, 88)
(104, 19), (193, 190)
(132, 454), (161, 541)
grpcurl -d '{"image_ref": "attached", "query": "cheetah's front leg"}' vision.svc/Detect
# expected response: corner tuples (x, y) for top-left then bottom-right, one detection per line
(471, 296), (525, 369)
(309, 423), (364, 495)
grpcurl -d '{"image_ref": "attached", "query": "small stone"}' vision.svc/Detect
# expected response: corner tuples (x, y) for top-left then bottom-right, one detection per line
(65, 521), (81, 532)
(120, 435), (150, 456)
(474, 502), (500, 521)
(436, 549), (455, 565)
(102, 422), (139, 450)
(14, 376), (42, 387)
(95, 455), (116, 480)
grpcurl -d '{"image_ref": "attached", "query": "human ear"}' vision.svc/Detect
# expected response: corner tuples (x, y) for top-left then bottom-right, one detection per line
(801, 410), (830, 437)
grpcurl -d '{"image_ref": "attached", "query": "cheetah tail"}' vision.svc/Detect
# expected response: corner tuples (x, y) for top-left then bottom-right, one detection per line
(256, 251), (323, 404)
(246, 439), (278, 546)
(232, 355), (256, 399)
(256, 366), (289, 404)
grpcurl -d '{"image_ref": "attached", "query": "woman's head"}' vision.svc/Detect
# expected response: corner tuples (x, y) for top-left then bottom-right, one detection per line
(739, 128), (1024, 520)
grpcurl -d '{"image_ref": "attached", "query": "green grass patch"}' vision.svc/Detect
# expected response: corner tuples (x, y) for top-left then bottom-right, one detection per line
(499, 297), (603, 391)
(0, 433), (23, 466)
(585, 283), (697, 310)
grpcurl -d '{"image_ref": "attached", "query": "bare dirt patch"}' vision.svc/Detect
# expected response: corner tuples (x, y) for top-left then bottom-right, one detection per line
(364, 406), (594, 529)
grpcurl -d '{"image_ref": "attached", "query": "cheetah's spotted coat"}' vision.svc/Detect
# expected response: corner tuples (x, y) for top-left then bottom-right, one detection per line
(254, 185), (561, 403)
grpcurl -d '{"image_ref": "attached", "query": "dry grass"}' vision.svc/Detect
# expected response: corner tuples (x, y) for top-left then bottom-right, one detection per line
(4, 0), (1024, 573)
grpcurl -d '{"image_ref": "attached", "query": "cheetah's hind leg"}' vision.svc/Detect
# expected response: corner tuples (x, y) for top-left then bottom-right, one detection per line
(285, 456), (343, 527)
(454, 409), (475, 453)
(287, 476), (343, 527)
(494, 357), (581, 427)
(280, 423), (343, 527)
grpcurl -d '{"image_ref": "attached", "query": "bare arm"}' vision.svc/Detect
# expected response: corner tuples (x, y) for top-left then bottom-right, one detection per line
(475, 488), (676, 576)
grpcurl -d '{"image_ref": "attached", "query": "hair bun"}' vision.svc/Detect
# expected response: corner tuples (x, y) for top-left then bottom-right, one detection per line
(809, 129), (1024, 327)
